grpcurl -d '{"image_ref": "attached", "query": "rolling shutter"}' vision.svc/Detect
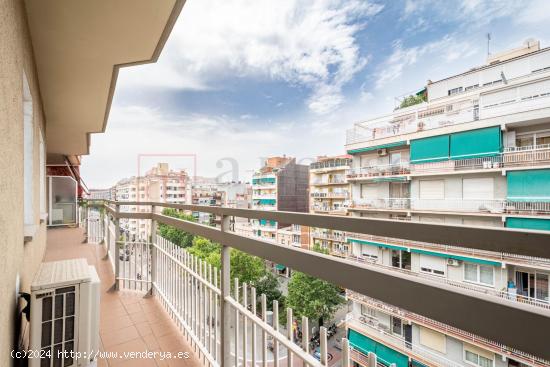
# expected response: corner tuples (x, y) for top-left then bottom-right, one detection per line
(449, 126), (502, 160)
(507, 169), (550, 201)
(419, 254), (446, 274)
(419, 180), (445, 200)
(419, 326), (446, 353)
(410, 135), (450, 163)
(463, 178), (494, 199)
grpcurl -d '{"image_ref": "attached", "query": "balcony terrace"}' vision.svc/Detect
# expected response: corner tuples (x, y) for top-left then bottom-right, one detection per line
(349, 197), (550, 217)
(310, 159), (352, 173)
(346, 70), (550, 147)
(74, 199), (550, 367)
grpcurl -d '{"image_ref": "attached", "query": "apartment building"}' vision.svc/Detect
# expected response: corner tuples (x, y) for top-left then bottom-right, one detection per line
(344, 40), (550, 367)
(251, 156), (309, 241)
(309, 155), (352, 257)
(115, 163), (188, 239)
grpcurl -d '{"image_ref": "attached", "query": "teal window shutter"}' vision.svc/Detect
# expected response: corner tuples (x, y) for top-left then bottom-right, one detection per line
(347, 329), (408, 367)
(507, 169), (550, 202)
(410, 135), (450, 163)
(506, 218), (550, 231)
(449, 126), (501, 160)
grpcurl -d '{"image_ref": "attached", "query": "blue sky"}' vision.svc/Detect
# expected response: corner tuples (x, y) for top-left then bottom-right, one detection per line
(82, 0), (550, 188)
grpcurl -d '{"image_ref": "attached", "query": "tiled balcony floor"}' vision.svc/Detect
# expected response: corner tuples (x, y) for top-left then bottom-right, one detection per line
(44, 227), (203, 367)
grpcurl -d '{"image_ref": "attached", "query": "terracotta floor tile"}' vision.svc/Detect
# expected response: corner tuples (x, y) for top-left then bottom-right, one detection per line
(101, 325), (141, 348)
(142, 333), (161, 351)
(135, 321), (154, 337)
(101, 314), (135, 333)
(129, 311), (149, 324)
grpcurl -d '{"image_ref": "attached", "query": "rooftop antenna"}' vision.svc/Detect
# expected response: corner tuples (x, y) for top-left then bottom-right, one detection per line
(486, 33), (491, 57)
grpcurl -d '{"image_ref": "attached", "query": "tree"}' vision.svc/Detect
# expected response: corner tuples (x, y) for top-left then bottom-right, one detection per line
(286, 271), (344, 328)
(158, 208), (196, 247)
(397, 92), (426, 110)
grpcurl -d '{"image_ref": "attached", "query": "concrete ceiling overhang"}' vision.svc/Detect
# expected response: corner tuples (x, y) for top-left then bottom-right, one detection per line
(24, 0), (185, 159)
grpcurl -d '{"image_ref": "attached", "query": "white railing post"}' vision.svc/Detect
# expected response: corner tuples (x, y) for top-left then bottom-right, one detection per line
(113, 203), (121, 291)
(149, 205), (157, 296)
(342, 338), (350, 367)
(220, 214), (232, 367)
(367, 351), (377, 367)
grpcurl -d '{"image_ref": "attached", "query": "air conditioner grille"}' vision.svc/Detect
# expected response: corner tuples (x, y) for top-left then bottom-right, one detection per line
(40, 289), (76, 367)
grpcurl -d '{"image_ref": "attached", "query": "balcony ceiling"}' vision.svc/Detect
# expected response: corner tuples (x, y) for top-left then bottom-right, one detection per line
(24, 0), (185, 160)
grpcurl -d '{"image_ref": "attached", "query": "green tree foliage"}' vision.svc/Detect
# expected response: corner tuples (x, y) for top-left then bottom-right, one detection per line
(397, 92), (427, 110)
(158, 208), (196, 247)
(286, 271), (344, 327)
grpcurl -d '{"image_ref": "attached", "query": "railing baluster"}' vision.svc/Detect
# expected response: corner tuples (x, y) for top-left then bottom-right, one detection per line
(342, 338), (350, 367)
(261, 294), (267, 367)
(302, 316), (309, 367)
(273, 300), (279, 367)
(251, 287), (257, 367)
(286, 308), (293, 367)
(235, 277), (240, 367)
(319, 327), (327, 366)
(220, 214), (232, 367)
(243, 283), (248, 367)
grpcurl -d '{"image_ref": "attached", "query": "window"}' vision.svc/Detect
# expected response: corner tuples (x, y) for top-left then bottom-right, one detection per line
(390, 152), (402, 166)
(23, 72), (34, 226)
(448, 86), (463, 96)
(391, 316), (403, 336)
(360, 304), (376, 318)
(464, 263), (494, 286)
(391, 250), (411, 270)
(464, 348), (494, 367)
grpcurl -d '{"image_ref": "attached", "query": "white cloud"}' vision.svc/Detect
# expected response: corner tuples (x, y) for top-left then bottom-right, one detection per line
(117, 0), (383, 114)
(82, 105), (346, 188)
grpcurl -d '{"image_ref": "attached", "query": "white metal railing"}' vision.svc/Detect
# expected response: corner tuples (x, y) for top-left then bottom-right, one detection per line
(310, 159), (352, 171)
(310, 191), (350, 199)
(347, 292), (550, 367)
(310, 205), (348, 213)
(90, 200), (550, 364)
(311, 231), (347, 242)
(351, 198), (411, 210)
(345, 254), (550, 311)
(347, 317), (464, 367)
(347, 163), (410, 179)
(503, 144), (550, 153)
(311, 178), (347, 185)
(409, 148), (550, 175)
(252, 193), (277, 200)
(350, 197), (550, 215)
(107, 232), (351, 367)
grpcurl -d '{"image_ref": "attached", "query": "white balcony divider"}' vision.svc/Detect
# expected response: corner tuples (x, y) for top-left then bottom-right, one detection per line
(347, 292), (549, 367)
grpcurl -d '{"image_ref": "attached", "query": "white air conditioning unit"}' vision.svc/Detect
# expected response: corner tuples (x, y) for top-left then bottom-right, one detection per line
(447, 258), (461, 267)
(30, 258), (100, 367)
(377, 148), (388, 156)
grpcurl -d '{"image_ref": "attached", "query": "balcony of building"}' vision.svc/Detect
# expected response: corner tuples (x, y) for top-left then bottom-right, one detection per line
(347, 163), (411, 182)
(310, 191), (350, 199)
(310, 204), (349, 215)
(346, 68), (550, 147)
(347, 291), (550, 367)
(310, 159), (352, 173)
(74, 200), (550, 366)
(349, 197), (550, 217)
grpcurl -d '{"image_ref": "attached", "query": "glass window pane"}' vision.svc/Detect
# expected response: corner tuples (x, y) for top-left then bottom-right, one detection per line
(479, 356), (493, 367)
(465, 263), (478, 282)
(535, 273), (549, 302)
(465, 351), (478, 364)
(401, 251), (411, 270)
(479, 265), (494, 285)
(391, 250), (401, 268)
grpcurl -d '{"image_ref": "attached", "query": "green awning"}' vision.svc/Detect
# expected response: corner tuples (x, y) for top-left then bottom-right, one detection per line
(506, 218), (550, 231)
(253, 177), (276, 184)
(348, 329), (409, 367)
(507, 169), (550, 202)
(371, 177), (408, 183)
(347, 238), (408, 252)
(411, 249), (501, 267)
(254, 199), (276, 205)
(410, 135), (450, 163)
(347, 141), (407, 155)
(412, 361), (429, 367)
(449, 126), (501, 160)
(275, 264), (286, 271)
